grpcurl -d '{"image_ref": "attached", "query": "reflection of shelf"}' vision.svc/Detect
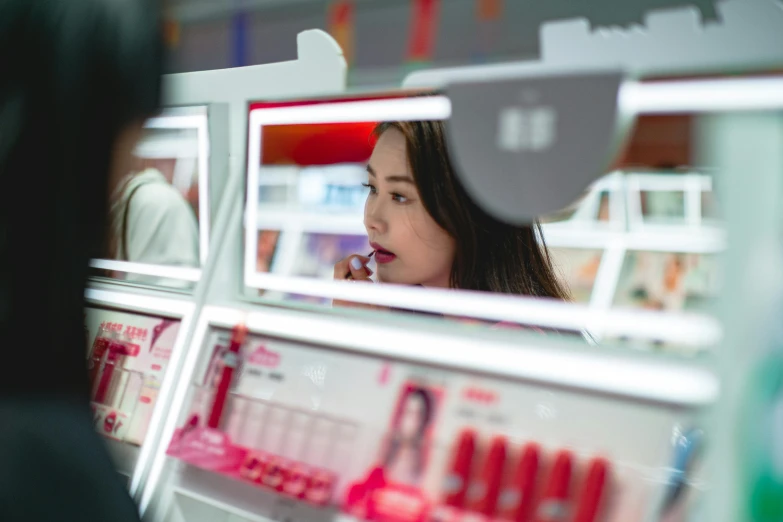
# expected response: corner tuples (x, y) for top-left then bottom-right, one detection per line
(258, 165), (366, 186)
(257, 209), (365, 235)
(542, 225), (726, 253)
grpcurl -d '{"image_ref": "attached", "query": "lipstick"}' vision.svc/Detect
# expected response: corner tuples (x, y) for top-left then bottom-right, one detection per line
(206, 324), (248, 430)
(533, 450), (573, 522)
(344, 251), (375, 280)
(497, 442), (541, 522)
(371, 243), (396, 264)
(571, 458), (611, 522)
(468, 436), (508, 516)
(443, 429), (478, 508)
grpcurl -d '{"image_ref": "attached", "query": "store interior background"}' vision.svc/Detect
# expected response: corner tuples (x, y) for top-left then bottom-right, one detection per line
(162, 0), (763, 87)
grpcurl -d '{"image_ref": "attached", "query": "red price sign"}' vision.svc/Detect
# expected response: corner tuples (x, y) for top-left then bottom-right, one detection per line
(101, 321), (124, 333)
(124, 325), (149, 341)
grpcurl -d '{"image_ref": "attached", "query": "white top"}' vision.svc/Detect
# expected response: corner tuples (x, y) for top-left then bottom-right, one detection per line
(110, 169), (199, 284)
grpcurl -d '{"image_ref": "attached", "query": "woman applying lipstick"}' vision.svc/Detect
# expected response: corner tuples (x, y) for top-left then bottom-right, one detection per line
(333, 119), (569, 302)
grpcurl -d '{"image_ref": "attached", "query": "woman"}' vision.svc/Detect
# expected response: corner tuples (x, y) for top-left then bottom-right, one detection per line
(0, 0), (163, 520)
(344, 386), (436, 517)
(335, 120), (569, 300)
(382, 386), (435, 486)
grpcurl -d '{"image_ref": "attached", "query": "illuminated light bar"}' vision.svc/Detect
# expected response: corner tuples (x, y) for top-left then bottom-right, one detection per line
(90, 259), (202, 282)
(621, 76), (783, 113)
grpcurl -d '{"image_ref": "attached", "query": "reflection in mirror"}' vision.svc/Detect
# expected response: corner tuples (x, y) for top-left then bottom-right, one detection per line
(245, 95), (723, 353)
(93, 106), (209, 289)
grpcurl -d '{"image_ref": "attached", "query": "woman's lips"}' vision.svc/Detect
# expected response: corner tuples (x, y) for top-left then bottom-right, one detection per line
(371, 243), (396, 264)
(375, 250), (396, 264)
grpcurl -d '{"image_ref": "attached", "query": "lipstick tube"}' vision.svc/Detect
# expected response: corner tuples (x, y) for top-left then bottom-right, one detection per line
(497, 442), (541, 522)
(467, 436), (508, 517)
(533, 450), (574, 522)
(93, 342), (125, 404)
(444, 429), (477, 508)
(88, 336), (110, 388)
(207, 324), (248, 430)
(571, 458), (611, 522)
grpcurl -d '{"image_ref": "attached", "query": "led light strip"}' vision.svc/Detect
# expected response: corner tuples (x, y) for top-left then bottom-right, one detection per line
(89, 259), (202, 282)
(246, 272), (720, 346)
(621, 76), (783, 113)
(249, 96), (452, 126)
(85, 288), (195, 316)
(206, 305), (720, 406)
(145, 115), (207, 129)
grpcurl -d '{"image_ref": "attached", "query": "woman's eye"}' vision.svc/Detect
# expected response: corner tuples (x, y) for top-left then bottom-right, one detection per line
(362, 182), (377, 194)
(392, 193), (409, 203)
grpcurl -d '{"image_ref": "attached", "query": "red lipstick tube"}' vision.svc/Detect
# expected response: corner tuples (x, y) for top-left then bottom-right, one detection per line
(533, 450), (573, 522)
(467, 436), (508, 517)
(444, 429), (477, 508)
(571, 458), (611, 522)
(497, 442), (541, 522)
(207, 324), (248, 430)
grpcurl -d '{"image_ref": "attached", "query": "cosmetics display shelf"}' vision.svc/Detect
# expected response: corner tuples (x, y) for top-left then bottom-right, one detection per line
(138, 304), (717, 522)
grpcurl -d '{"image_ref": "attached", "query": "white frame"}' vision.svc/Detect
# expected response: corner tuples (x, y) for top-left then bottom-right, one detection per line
(243, 95), (724, 345)
(90, 107), (211, 280)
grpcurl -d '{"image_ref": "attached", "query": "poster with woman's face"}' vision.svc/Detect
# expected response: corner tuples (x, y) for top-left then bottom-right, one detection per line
(381, 383), (442, 488)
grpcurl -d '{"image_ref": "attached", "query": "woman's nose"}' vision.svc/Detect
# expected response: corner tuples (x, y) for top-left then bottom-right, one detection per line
(364, 198), (387, 235)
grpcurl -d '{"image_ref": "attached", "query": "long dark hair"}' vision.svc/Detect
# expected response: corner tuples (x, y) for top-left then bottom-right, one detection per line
(0, 0), (163, 396)
(374, 121), (570, 300)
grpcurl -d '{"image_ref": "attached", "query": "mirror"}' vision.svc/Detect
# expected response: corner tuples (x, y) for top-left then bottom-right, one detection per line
(244, 93), (723, 352)
(91, 105), (211, 289)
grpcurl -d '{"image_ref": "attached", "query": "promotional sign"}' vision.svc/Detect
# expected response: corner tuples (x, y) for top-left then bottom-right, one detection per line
(86, 307), (180, 445)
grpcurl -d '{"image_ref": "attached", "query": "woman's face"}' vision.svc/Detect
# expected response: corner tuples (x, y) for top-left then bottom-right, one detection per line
(364, 128), (455, 288)
(398, 392), (426, 439)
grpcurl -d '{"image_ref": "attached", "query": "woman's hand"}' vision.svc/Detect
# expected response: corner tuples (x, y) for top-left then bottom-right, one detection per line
(333, 254), (385, 310)
(333, 254), (374, 282)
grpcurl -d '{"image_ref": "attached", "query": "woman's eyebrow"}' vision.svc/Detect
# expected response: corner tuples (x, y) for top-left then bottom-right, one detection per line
(385, 175), (414, 184)
(366, 164), (413, 183)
